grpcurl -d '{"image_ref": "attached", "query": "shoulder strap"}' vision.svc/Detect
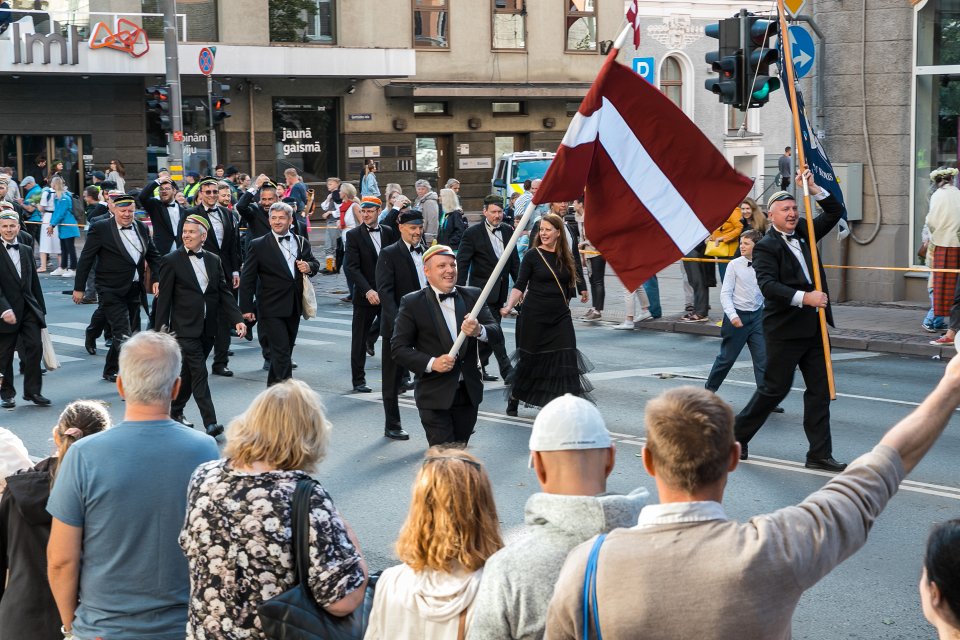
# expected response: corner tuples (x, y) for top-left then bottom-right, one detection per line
(537, 248), (569, 306)
(581, 533), (607, 640)
(290, 478), (318, 588)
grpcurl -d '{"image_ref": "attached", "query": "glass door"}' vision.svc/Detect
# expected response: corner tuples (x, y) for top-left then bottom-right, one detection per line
(3, 135), (91, 194)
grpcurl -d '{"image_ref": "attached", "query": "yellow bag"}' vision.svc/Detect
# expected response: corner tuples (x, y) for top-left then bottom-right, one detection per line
(704, 239), (737, 258)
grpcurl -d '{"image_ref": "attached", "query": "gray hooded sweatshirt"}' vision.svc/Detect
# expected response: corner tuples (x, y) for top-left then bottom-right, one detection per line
(467, 488), (649, 640)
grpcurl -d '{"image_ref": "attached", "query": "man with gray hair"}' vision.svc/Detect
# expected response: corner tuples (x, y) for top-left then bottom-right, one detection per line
(413, 179), (440, 243)
(468, 394), (648, 639)
(47, 331), (219, 640)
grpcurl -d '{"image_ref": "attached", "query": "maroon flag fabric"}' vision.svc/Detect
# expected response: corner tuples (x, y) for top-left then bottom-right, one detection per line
(532, 57), (753, 291)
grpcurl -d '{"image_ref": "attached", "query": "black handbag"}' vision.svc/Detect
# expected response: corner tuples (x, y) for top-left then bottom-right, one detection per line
(258, 478), (378, 640)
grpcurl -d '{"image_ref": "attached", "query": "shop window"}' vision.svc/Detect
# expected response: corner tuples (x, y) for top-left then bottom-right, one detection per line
(414, 0), (448, 49)
(142, 0), (217, 41)
(414, 101), (449, 115)
(273, 98), (339, 184)
(660, 56), (682, 110)
(565, 100), (582, 116)
(566, 0), (596, 52)
(492, 101), (526, 115)
(492, 0), (525, 50)
(269, 0), (336, 44)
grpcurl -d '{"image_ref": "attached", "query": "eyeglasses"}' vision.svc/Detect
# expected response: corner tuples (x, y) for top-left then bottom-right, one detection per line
(201, 190), (217, 195)
(422, 456), (482, 470)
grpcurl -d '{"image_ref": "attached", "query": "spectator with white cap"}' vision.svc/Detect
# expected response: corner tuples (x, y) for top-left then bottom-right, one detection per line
(467, 394), (648, 640)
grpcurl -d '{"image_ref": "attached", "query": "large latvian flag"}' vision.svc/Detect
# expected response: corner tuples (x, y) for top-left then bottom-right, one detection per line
(532, 56), (753, 292)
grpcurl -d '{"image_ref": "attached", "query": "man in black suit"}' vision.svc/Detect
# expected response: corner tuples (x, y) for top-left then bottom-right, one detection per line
(734, 169), (846, 472)
(236, 174), (281, 240)
(376, 208), (428, 441)
(138, 176), (183, 255)
(456, 194), (519, 382)
(239, 202), (320, 386)
(154, 215), (246, 437)
(0, 204), (42, 405)
(72, 194), (162, 382)
(186, 177), (242, 377)
(392, 244), (503, 447)
(0, 209), (49, 408)
(344, 196), (397, 393)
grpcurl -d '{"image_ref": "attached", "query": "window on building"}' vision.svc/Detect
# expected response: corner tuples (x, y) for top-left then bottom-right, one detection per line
(566, 0), (597, 52)
(273, 98), (339, 184)
(414, 0), (449, 49)
(269, 0), (336, 43)
(492, 101), (526, 115)
(142, 0), (218, 41)
(660, 56), (682, 109)
(565, 100), (582, 116)
(492, 0), (525, 50)
(414, 101), (449, 115)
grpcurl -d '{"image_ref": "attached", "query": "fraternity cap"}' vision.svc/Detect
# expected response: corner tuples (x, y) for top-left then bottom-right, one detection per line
(398, 209), (424, 225)
(766, 190), (795, 209)
(423, 244), (455, 263)
(0, 176), (8, 184)
(106, 189), (125, 200)
(112, 194), (136, 206)
(529, 394), (611, 454)
(0, 208), (19, 220)
(197, 176), (219, 188)
(183, 214), (210, 231)
(360, 196), (382, 208)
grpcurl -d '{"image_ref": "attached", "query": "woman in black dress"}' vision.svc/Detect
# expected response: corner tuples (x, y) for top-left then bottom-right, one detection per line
(500, 212), (593, 415)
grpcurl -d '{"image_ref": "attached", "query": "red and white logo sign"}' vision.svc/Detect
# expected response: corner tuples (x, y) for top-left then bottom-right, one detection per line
(89, 19), (150, 58)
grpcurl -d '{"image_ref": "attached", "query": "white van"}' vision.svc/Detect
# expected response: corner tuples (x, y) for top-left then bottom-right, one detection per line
(491, 151), (556, 205)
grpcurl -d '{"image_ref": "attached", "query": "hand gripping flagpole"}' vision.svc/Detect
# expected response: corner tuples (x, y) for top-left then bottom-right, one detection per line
(446, 24), (634, 357)
(777, 2), (837, 400)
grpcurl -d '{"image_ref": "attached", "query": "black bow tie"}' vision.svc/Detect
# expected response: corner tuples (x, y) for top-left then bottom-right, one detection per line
(207, 209), (219, 216)
(5, 243), (18, 251)
(278, 235), (290, 242)
(166, 202), (177, 208)
(438, 290), (457, 301)
(410, 245), (422, 254)
(485, 223), (500, 234)
(780, 232), (795, 240)
(188, 250), (204, 258)
(367, 226), (380, 233)
(747, 261), (752, 268)
(120, 225), (133, 231)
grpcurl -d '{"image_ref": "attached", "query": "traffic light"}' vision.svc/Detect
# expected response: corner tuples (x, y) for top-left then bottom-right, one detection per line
(145, 84), (172, 131)
(704, 18), (743, 109)
(743, 15), (780, 108)
(211, 95), (231, 124)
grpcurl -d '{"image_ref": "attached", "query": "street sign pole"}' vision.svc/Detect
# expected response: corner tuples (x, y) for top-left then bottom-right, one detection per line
(207, 75), (218, 169)
(162, 0), (184, 181)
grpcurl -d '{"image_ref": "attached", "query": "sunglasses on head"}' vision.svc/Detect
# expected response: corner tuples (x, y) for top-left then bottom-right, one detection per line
(422, 456), (482, 470)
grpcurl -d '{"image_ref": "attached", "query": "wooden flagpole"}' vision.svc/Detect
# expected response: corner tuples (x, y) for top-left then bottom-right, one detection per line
(776, 1), (837, 400)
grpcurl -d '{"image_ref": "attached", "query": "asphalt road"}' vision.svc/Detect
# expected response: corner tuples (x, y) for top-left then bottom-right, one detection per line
(5, 273), (957, 639)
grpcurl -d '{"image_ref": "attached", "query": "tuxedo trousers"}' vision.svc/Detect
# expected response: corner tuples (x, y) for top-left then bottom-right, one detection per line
(381, 324), (403, 430)
(260, 314), (299, 386)
(734, 330), (833, 461)
(479, 303), (512, 377)
(172, 335), (217, 426)
(0, 310), (43, 398)
(418, 381), (478, 447)
(101, 284), (142, 377)
(350, 304), (379, 386)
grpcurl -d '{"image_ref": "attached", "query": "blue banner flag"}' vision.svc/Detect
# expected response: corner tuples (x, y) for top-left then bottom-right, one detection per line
(777, 33), (848, 226)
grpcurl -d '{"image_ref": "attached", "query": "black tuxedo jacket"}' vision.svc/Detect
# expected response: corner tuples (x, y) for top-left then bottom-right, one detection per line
(391, 285), (503, 410)
(236, 190), (273, 239)
(154, 247), (243, 339)
(183, 204), (241, 276)
(239, 233), (320, 319)
(0, 243), (46, 333)
(344, 224), (398, 307)
(753, 194), (844, 339)
(138, 181), (184, 255)
(456, 221), (519, 308)
(376, 240), (424, 336)
(74, 218), (162, 296)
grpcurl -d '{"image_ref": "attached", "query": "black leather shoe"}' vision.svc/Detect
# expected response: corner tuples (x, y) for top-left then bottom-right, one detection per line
(262, 360), (271, 371)
(1, 398), (15, 409)
(291, 361), (298, 369)
(506, 397), (519, 417)
(384, 428), (410, 441)
(399, 380), (416, 394)
(226, 350), (235, 356)
(172, 413), (195, 428)
(85, 336), (97, 355)
(739, 442), (748, 460)
(104, 339), (113, 347)
(804, 457), (846, 472)
(23, 393), (51, 407)
(366, 344), (375, 357)
(103, 373), (117, 383)
(772, 406), (785, 414)
(205, 424), (224, 438)
(80, 297), (98, 304)
(212, 367), (234, 377)
(353, 384), (372, 393)
(481, 370), (499, 382)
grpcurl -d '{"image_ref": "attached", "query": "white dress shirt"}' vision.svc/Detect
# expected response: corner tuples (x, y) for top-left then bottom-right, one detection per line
(274, 232), (296, 276)
(407, 242), (427, 288)
(117, 222), (143, 281)
(635, 501), (728, 529)
(720, 256), (763, 322)
(366, 225), (383, 254)
(485, 223), (504, 258)
(206, 207), (225, 247)
(166, 201), (181, 233)
(188, 251), (209, 292)
(5, 242), (21, 278)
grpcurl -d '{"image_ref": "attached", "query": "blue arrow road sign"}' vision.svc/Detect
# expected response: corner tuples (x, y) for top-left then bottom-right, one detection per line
(788, 25), (815, 79)
(632, 57), (655, 84)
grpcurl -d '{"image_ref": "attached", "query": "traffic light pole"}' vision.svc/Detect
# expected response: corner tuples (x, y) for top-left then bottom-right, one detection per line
(162, 0), (184, 181)
(207, 75), (218, 168)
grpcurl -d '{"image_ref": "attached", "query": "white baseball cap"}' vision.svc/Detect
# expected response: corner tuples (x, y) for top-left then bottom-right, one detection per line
(529, 394), (611, 465)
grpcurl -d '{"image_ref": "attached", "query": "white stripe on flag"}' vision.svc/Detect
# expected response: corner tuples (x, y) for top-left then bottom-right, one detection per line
(563, 98), (709, 253)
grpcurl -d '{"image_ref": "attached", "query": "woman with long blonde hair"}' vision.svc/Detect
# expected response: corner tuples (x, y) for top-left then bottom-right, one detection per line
(739, 197), (768, 235)
(38, 175), (64, 273)
(338, 182), (361, 302)
(365, 448), (502, 639)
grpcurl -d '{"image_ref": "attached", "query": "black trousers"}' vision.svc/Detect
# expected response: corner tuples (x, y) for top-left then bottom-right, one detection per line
(350, 304), (379, 386)
(102, 285), (142, 377)
(260, 314), (299, 385)
(381, 324), (403, 430)
(418, 382), (478, 447)
(588, 256), (606, 311)
(172, 335), (217, 426)
(479, 303), (512, 377)
(0, 311), (43, 398)
(682, 246), (709, 317)
(86, 305), (112, 342)
(734, 332), (833, 460)
(212, 284), (239, 368)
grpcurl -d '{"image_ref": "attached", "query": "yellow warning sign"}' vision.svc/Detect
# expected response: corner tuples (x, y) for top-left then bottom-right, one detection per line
(784, 0), (806, 17)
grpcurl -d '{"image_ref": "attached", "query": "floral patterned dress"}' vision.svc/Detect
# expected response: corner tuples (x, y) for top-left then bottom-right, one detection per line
(179, 460), (365, 639)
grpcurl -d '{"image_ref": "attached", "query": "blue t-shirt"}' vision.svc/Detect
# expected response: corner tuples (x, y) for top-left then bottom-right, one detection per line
(47, 420), (220, 640)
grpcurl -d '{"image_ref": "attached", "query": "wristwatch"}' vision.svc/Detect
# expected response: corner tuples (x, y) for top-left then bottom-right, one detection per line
(61, 625), (73, 639)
